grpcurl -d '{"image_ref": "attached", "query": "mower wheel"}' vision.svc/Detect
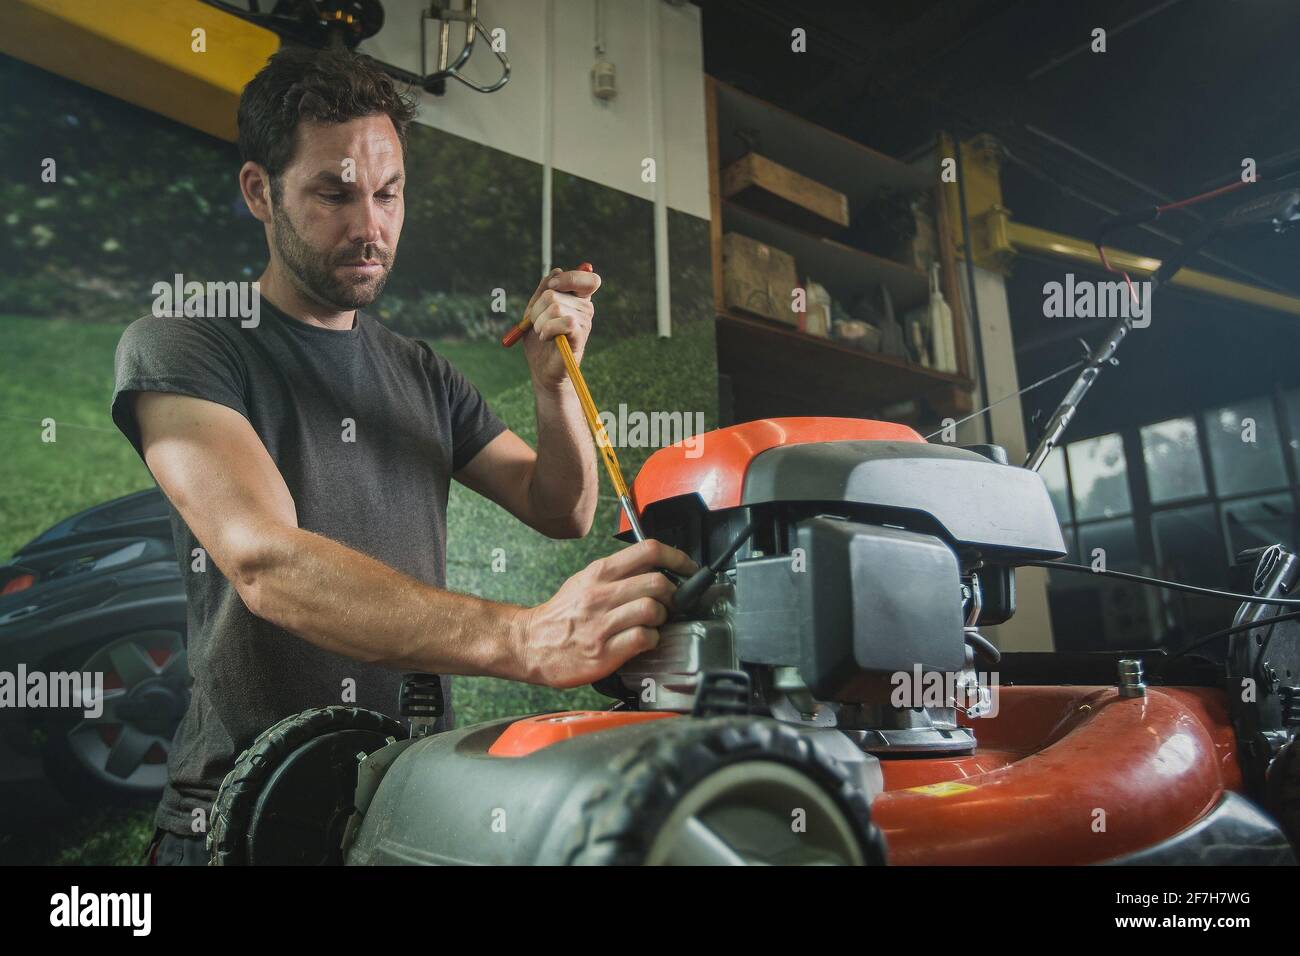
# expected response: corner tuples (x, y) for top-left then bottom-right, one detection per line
(208, 706), (404, 866)
(1266, 736), (1300, 849)
(563, 716), (886, 865)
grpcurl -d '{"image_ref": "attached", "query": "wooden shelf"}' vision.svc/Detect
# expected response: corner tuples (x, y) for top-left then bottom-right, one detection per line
(722, 200), (929, 313)
(712, 80), (932, 205)
(704, 75), (974, 428)
(716, 310), (973, 426)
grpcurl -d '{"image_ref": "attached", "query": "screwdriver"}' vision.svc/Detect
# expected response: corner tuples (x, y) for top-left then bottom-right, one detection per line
(500, 263), (658, 554)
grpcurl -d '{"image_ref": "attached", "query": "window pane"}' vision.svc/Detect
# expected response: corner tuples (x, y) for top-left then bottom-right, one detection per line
(1077, 517), (1140, 572)
(1222, 493), (1297, 558)
(1151, 504), (1231, 648)
(1203, 398), (1287, 497)
(1152, 504), (1226, 587)
(1047, 579), (1153, 651)
(1039, 447), (1071, 524)
(1068, 434), (1132, 520)
(1054, 519), (1151, 650)
(1141, 417), (1207, 503)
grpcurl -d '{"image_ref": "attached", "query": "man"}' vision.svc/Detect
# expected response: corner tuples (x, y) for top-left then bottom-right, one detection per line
(112, 46), (695, 865)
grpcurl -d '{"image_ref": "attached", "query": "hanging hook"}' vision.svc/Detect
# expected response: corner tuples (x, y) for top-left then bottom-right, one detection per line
(422, 0), (511, 95)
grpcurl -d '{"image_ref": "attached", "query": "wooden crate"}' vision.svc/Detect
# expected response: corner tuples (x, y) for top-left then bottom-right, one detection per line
(721, 153), (850, 235)
(722, 232), (799, 325)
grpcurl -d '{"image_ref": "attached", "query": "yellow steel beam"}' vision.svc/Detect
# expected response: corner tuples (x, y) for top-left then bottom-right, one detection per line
(1006, 220), (1300, 319)
(0, 0), (279, 142)
(943, 132), (1300, 319)
(941, 133), (1017, 275)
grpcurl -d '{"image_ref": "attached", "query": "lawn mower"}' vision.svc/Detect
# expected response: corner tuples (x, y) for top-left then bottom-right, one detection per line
(204, 414), (1299, 866)
(205, 184), (1300, 866)
(0, 489), (190, 819)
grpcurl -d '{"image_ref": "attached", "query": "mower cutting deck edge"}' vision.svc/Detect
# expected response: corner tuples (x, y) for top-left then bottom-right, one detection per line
(208, 417), (1300, 866)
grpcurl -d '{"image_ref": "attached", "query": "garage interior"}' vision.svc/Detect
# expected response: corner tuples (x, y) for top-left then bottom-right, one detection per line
(2, 0), (1300, 872)
(8, 0), (1300, 657)
(699, 0), (1300, 657)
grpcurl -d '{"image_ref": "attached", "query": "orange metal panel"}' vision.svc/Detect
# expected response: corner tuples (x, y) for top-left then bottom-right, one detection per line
(618, 417), (925, 533)
(488, 710), (680, 758)
(0, 0), (279, 142)
(874, 685), (1239, 865)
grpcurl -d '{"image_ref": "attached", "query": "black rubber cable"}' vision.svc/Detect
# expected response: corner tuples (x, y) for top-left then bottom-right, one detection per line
(1020, 558), (1300, 607)
(964, 629), (1002, 664)
(672, 520), (756, 613)
(1171, 611), (1300, 658)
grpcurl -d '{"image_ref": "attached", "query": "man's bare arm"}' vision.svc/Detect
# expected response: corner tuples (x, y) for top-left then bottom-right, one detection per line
(133, 392), (694, 686)
(454, 383), (597, 540)
(134, 391), (524, 677)
(455, 266), (600, 539)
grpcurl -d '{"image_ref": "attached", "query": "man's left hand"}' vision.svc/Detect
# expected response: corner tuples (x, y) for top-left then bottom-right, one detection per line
(520, 266), (601, 389)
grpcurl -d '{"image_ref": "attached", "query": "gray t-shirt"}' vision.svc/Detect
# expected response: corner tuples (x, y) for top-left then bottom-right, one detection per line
(110, 298), (506, 836)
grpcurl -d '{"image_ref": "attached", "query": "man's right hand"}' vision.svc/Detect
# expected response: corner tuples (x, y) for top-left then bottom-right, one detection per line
(512, 539), (699, 688)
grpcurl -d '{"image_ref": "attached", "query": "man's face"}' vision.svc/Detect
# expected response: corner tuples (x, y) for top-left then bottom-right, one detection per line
(268, 114), (405, 310)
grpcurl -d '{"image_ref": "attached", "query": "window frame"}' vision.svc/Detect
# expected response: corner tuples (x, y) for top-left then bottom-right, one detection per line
(1053, 389), (1300, 576)
(1045, 388), (1300, 649)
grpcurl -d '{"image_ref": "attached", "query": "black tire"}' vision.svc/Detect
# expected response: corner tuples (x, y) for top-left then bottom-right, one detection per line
(39, 629), (189, 809)
(1266, 737), (1300, 850)
(208, 706), (404, 866)
(560, 716), (887, 866)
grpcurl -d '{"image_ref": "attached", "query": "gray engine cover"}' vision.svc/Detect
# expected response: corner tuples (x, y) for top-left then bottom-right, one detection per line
(726, 518), (967, 705)
(797, 519), (966, 701)
(742, 440), (1066, 558)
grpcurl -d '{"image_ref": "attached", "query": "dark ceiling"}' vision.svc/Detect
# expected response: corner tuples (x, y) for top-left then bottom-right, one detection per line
(697, 0), (1300, 440)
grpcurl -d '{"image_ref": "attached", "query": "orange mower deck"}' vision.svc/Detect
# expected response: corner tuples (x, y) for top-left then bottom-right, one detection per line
(485, 685), (1242, 865)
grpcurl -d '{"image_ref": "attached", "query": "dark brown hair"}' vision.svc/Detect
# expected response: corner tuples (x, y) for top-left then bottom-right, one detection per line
(237, 45), (418, 200)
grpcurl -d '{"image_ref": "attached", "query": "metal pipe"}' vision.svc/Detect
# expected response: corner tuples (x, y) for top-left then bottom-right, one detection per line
(1005, 221), (1300, 319)
(1000, 146), (1287, 292)
(953, 138), (994, 442)
(1024, 313), (1131, 471)
(1025, 0), (1184, 80)
(540, 0), (554, 274)
(644, 0), (672, 338)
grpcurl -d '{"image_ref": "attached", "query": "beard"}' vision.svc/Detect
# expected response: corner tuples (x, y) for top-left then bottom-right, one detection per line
(269, 201), (394, 311)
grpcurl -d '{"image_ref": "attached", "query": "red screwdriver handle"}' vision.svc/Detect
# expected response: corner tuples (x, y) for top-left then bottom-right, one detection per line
(500, 262), (594, 347)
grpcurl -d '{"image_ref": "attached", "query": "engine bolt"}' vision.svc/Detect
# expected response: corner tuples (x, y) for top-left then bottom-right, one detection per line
(1117, 658), (1146, 698)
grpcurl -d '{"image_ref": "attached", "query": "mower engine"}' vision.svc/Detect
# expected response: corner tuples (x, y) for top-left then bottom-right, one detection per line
(602, 419), (1067, 757)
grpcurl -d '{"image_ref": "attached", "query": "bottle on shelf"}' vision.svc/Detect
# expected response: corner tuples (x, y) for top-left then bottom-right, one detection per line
(929, 262), (958, 373)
